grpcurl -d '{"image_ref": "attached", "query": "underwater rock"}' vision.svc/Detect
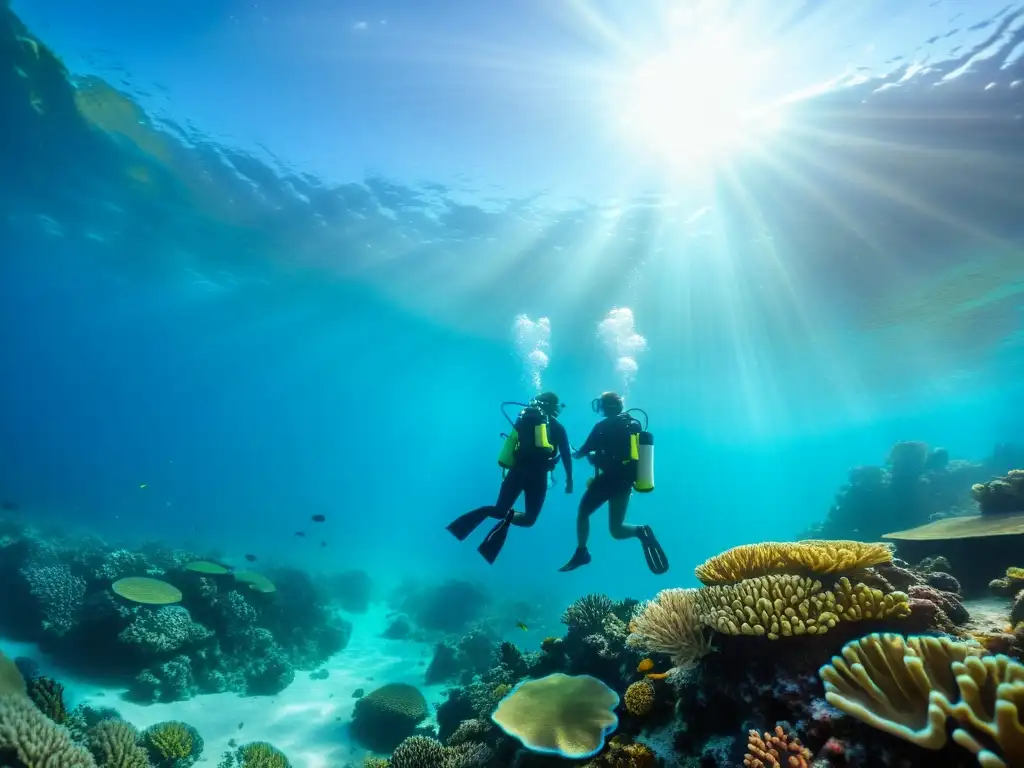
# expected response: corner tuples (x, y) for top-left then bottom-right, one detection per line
(323, 568), (373, 613)
(401, 579), (489, 633)
(425, 642), (460, 685)
(382, 615), (412, 639)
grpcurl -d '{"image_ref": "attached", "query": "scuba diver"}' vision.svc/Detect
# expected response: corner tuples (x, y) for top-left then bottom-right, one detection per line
(446, 392), (574, 564)
(558, 391), (668, 575)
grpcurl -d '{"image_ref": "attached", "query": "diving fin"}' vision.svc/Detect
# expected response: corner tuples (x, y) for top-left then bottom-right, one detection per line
(477, 513), (513, 564)
(446, 507), (495, 542)
(638, 526), (669, 575)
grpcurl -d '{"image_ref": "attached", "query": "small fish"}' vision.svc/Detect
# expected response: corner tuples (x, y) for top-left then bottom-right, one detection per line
(244, 554), (257, 562)
(515, 621), (529, 631)
(311, 514), (326, 523)
(637, 658), (654, 673)
(237, 722), (244, 730)
(294, 531), (306, 537)
(320, 540), (327, 547)
(139, 484), (148, 489)
(646, 672), (669, 681)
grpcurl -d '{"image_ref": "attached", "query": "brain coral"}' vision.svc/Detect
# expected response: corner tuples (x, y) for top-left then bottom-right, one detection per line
(0, 693), (97, 768)
(696, 574), (909, 640)
(820, 632), (1021, 766)
(351, 683), (428, 752)
(491, 673), (619, 759)
(623, 680), (655, 716)
(695, 540), (893, 585)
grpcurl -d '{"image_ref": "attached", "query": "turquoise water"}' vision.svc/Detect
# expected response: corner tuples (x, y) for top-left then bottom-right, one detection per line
(2, 0), (1024, 617)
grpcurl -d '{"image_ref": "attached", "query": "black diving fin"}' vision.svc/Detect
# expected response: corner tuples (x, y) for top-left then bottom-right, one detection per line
(477, 512), (514, 564)
(446, 507), (495, 541)
(638, 525), (669, 575)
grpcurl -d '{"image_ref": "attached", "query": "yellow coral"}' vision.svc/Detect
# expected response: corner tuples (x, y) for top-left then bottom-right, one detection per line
(820, 632), (1024, 766)
(695, 540), (892, 585)
(623, 680), (655, 716)
(1007, 567), (1024, 581)
(143, 721), (195, 761)
(696, 574), (909, 640)
(363, 758), (389, 768)
(582, 735), (656, 767)
(626, 588), (712, 669)
(238, 741), (290, 768)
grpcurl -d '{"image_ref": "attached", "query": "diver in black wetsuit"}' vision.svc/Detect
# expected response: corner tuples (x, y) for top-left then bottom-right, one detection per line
(446, 392), (574, 563)
(559, 391), (667, 574)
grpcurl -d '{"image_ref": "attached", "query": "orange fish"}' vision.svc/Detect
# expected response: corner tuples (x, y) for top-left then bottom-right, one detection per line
(637, 658), (654, 673)
(646, 672), (669, 681)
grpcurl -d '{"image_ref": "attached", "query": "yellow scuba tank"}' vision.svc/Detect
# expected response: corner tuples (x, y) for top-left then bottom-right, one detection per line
(633, 430), (655, 492)
(497, 430), (519, 469)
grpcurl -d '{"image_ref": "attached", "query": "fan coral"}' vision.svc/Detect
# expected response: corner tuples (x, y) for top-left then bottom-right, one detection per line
(0, 693), (97, 768)
(87, 719), (149, 768)
(26, 676), (66, 723)
(626, 587), (712, 668)
(623, 680), (655, 716)
(142, 721), (203, 768)
(562, 593), (615, 633)
(695, 540), (892, 585)
(491, 673), (619, 759)
(696, 574), (909, 639)
(111, 577), (183, 605)
(744, 726), (812, 768)
(820, 632), (1023, 766)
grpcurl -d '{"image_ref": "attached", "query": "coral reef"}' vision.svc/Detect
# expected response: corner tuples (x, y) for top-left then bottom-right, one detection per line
(351, 683), (430, 752)
(0, 519), (350, 701)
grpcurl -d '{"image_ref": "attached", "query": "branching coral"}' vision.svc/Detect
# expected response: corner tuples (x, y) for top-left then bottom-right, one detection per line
(119, 606), (212, 654)
(22, 563), (87, 635)
(142, 721), (203, 768)
(236, 741), (290, 768)
(389, 735), (491, 768)
(87, 719), (149, 768)
(695, 540), (893, 585)
(696, 574), (909, 640)
(744, 726), (812, 768)
(626, 588), (712, 668)
(26, 676), (66, 723)
(0, 693), (97, 767)
(820, 632), (1023, 766)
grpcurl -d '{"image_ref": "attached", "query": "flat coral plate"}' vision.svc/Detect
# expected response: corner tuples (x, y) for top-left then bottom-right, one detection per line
(883, 512), (1024, 540)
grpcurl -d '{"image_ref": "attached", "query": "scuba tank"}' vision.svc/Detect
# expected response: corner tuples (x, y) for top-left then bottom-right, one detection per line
(625, 408), (655, 493)
(497, 401), (553, 469)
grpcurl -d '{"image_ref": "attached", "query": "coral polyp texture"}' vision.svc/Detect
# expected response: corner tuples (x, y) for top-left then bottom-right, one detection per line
(744, 726), (812, 768)
(820, 632), (1024, 766)
(490, 673), (619, 759)
(695, 540), (893, 585)
(626, 587), (712, 668)
(695, 574), (909, 640)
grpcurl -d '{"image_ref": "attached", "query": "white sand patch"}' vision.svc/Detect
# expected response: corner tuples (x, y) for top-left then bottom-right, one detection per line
(2, 606), (449, 768)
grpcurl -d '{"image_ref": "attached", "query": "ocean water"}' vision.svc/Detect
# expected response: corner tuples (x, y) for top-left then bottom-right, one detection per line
(1, 1), (1024, 766)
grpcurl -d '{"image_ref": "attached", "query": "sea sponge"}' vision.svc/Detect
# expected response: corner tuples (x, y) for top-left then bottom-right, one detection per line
(695, 540), (892, 585)
(111, 577), (183, 605)
(0, 693), (97, 768)
(696, 574), (909, 640)
(820, 632), (1024, 766)
(142, 721), (203, 768)
(626, 587), (712, 668)
(744, 725), (812, 768)
(351, 683), (429, 752)
(623, 680), (655, 716)
(88, 719), (149, 768)
(491, 673), (619, 759)
(237, 741), (290, 768)
(26, 676), (66, 723)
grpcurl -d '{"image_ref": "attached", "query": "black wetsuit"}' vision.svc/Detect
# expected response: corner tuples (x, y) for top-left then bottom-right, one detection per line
(494, 418), (573, 526)
(576, 416), (637, 514)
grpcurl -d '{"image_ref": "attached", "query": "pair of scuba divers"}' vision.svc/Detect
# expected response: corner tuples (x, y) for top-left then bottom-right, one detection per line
(446, 391), (668, 575)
